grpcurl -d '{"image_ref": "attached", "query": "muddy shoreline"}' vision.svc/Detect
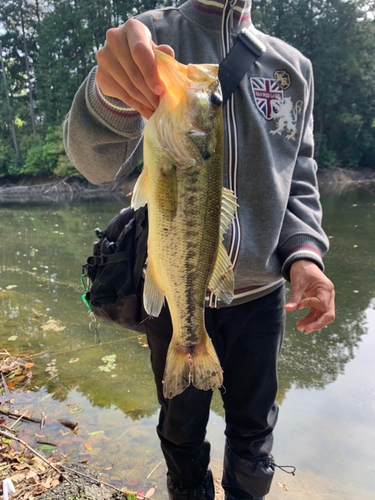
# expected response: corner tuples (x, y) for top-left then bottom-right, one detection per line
(1, 167), (375, 203)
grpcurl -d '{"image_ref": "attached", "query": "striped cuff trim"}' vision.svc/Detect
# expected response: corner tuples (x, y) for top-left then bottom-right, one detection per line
(285, 245), (321, 260)
(282, 248), (322, 270)
(205, 278), (284, 306)
(95, 82), (139, 118)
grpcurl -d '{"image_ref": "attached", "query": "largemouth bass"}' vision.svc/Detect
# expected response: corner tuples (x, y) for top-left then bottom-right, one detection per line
(131, 51), (237, 399)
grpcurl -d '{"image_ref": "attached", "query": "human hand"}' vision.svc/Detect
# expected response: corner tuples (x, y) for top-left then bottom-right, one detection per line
(96, 19), (175, 119)
(284, 259), (335, 333)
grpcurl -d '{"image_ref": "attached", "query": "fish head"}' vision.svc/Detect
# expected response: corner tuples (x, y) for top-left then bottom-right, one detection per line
(153, 51), (223, 168)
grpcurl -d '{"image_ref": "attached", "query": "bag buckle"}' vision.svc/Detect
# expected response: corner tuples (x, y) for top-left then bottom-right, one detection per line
(238, 28), (266, 57)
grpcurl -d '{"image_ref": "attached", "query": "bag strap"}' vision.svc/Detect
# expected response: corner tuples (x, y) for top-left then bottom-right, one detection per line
(87, 251), (133, 267)
(219, 28), (266, 105)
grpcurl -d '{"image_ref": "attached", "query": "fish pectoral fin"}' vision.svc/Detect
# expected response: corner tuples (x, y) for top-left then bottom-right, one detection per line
(163, 336), (223, 399)
(207, 241), (234, 305)
(131, 168), (148, 210)
(143, 265), (165, 317)
(220, 187), (238, 237)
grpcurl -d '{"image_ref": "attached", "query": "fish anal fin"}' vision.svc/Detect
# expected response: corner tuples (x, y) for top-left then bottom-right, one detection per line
(143, 265), (164, 317)
(207, 241), (234, 304)
(163, 335), (223, 399)
(131, 168), (148, 210)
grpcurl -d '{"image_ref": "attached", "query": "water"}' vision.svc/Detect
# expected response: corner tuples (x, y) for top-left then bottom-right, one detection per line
(0, 183), (374, 499)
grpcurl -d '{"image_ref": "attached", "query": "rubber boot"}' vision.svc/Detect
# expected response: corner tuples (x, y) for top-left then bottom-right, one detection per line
(167, 469), (215, 500)
(222, 443), (274, 499)
(225, 496), (264, 500)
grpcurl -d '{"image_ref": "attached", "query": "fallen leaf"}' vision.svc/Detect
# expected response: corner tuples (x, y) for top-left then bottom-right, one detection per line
(277, 482), (288, 490)
(37, 444), (56, 450)
(6, 285), (17, 290)
(69, 358), (79, 363)
(34, 433), (47, 438)
(7, 336), (18, 341)
(24, 363), (34, 369)
(84, 443), (92, 451)
(58, 419), (78, 431)
(126, 480), (141, 487)
(145, 486), (156, 497)
(88, 430), (104, 436)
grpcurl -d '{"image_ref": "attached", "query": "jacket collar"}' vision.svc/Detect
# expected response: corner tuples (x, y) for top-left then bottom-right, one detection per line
(181, 0), (252, 34)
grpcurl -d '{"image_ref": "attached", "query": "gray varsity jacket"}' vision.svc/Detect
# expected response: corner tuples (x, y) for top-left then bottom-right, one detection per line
(63, 0), (329, 307)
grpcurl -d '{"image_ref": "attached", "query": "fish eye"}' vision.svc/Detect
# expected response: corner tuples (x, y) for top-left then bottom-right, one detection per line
(201, 151), (212, 161)
(210, 93), (222, 107)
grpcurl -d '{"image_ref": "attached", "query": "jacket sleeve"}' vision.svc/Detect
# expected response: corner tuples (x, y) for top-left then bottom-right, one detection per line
(277, 60), (329, 281)
(63, 66), (146, 185)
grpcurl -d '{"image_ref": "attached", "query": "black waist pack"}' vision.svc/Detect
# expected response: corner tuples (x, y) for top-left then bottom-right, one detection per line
(82, 205), (148, 333)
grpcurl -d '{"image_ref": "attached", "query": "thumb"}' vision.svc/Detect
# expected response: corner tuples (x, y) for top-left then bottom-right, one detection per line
(154, 43), (175, 59)
(285, 286), (304, 311)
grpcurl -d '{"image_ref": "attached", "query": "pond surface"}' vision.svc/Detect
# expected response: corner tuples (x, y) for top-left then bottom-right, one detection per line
(0, 183), (374, 499)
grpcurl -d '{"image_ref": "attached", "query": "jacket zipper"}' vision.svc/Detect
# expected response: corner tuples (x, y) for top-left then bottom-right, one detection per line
(222, 0), (241, 270)
(209, 0), (240, 308)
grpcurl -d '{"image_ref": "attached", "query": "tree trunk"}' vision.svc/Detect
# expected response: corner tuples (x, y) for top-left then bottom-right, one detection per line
(0, 41), (20, 157)
(20, 0), (37, 136)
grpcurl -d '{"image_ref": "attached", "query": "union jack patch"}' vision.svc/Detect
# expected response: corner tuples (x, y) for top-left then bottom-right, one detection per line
(250, 78), (284, 120)
(273, 70), (291, 90)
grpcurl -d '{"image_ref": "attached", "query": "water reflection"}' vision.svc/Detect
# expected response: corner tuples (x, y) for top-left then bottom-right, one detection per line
(1, 191), (374, 408)
(1, 187), (375, 497)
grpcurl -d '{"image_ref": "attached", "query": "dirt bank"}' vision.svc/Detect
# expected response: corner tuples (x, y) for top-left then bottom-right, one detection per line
(1, 167), (375, 203)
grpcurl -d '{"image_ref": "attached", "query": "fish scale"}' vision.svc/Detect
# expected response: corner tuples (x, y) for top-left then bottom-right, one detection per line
(131, 51), (237, 398)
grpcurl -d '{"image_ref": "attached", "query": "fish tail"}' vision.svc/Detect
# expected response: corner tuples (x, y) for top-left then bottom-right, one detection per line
(163, 334), (223, 399)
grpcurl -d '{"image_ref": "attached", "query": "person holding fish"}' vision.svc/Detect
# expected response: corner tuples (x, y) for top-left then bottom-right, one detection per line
(64, 1), (335, 499)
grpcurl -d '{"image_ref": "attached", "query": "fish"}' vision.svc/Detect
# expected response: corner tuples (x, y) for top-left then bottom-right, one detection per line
(131, 50), (237, 399)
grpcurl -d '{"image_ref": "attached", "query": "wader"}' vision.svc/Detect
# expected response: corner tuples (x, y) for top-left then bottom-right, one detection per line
(142, 285), (285, 500)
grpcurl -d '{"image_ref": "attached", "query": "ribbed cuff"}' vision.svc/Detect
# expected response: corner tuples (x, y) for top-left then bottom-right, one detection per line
(85, 67), (146, 135)
(279, 235), (325, 282)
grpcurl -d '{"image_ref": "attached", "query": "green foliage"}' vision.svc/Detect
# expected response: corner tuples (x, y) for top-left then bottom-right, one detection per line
(20, 124), (81, 178)
(0, 0), (374, 178)
(253, 0), (375, 169)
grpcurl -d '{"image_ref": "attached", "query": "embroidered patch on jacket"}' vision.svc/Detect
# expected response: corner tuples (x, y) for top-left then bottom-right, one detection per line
(250, 78), (284, 120)
(273, 70), (291, 90)
(269, 97), (303, 140)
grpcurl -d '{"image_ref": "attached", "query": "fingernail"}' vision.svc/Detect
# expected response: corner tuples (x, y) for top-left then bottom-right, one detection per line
(154, 84), (164, 95)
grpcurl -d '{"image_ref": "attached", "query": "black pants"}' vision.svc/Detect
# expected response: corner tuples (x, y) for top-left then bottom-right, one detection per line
(142, 285), (285, 499)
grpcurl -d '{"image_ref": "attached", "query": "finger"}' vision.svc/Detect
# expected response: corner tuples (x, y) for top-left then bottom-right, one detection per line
(285, 288), (304, 311)
(297, 292), (331, 312)
(96, 71), (154, 119)
(303, 310), (335, 333)
(105, 59), (156, 111)
(116, 40), (161, 110)
(126, 33), (164, 104)
(296, 309), (319, 330)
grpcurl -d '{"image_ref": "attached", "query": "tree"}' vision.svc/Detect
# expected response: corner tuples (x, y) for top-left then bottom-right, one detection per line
(253, 0), (375, 168)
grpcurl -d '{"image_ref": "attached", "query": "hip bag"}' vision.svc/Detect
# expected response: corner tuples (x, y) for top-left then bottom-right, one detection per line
(81, 31), (265, 333)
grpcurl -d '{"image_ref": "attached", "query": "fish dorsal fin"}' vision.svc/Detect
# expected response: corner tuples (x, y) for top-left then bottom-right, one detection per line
(131, 168), (148, 210)
(220, 187), (238, 237)
(207, 241), (234, 304)
(143, 265), (165, 317)
(207, 187), (238, 304)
